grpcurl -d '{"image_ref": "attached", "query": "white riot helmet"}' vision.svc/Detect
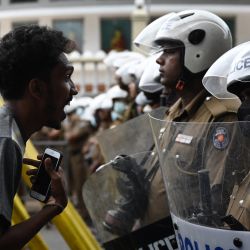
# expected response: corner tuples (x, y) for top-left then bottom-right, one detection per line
(135, 10), (232, 74)
(127, 59), (147, 84)
(112, 51), (145, 69)
(115, 58), (145, 85)
(202, 41), (250, 99)
(107, 85), (128, 99)
(227, 43), (250, 96)
(89, 93), (112, 111)
(64, 98), (79, 114)
(135, 91), (152, 106)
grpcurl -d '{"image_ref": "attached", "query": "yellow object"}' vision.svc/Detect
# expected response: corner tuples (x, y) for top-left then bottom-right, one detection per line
(12, 195), (49, 250)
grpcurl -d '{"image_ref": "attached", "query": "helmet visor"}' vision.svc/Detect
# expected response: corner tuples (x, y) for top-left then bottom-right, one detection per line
(139, 53), (164, 93)
(133, 12), (177, 54)
(203, 42), (250, 99)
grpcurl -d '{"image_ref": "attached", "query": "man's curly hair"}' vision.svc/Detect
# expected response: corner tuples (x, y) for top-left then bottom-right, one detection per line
(0, 25), (75, 100)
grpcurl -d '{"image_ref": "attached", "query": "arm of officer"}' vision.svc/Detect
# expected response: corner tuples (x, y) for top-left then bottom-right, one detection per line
(0, 158), (67, 250)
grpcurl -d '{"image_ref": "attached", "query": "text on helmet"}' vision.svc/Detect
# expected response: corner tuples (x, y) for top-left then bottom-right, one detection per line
(230, 57), (250, 75)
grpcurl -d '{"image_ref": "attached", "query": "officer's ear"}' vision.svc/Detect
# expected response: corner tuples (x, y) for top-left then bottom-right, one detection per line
(28, 79), (47, 100)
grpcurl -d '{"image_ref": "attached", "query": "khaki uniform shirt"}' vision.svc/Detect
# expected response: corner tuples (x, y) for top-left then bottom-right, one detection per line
(227, 164), (250, 230)
(142, 90), (241, 225)
(64, 115), (92, 154)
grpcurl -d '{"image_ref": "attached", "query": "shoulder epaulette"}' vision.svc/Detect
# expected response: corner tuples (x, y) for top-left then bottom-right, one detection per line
(204, 96), (241, 119)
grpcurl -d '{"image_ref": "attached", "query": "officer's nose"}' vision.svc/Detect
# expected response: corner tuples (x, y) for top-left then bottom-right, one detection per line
(156, 53), (164, 65)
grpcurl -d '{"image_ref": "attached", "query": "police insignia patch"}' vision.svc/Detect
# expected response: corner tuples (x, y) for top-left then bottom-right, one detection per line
(213, 127), (229, 150)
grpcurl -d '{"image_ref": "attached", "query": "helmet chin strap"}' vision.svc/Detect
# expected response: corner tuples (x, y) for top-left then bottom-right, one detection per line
(176, 79), (185, 91)
(175, 47), (187, 91)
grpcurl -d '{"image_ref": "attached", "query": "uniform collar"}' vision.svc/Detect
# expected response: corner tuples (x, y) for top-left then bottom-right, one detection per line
(184, 90), (207, 117)
(166, 90), (207, 121)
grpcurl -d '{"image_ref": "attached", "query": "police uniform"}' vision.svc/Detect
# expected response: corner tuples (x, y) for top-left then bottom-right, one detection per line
(226, 169), (250, 230)
(142, 90), (241, 225)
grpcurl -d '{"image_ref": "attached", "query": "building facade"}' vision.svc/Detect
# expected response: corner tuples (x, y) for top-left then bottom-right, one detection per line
(1, 0), (250, 51)
(1, 0), (249, 94)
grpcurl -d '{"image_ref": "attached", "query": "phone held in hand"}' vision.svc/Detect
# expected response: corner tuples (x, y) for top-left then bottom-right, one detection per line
(30, 147), (63, 202)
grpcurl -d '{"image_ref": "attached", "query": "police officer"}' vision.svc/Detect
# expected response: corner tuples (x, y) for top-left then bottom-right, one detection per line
(203, 41), (250, 230)
(64, 100), (93, 219)
(136, 9), (241, 225)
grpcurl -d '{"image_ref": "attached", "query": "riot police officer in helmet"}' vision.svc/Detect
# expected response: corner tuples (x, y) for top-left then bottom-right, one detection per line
(103, 9), (240, 236)
(136, 9), (241, 226)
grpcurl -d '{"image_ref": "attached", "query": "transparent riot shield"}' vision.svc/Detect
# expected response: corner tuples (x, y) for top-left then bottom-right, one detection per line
(150, 116), (250, 249)
(83, 108), (178, 249)
(83, 151), (177, 249)
(96, 107), (167, 162)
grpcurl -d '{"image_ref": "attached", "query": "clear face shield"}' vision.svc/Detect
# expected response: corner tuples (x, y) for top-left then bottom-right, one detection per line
(133, 12), (178, 55)
(149, 114), (250, 249)
(202, 41), (250, 99)
(139, 53), (164, 93)
(97, 107), (167, 162)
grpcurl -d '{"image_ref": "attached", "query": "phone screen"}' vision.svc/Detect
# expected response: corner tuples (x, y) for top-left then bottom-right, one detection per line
(31, 153), (60, 196)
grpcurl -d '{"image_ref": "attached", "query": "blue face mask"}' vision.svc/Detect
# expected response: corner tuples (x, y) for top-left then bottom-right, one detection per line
(111, 111), (122, 121)
(76, 107), (85, 116)
(113, 101), (127, 115)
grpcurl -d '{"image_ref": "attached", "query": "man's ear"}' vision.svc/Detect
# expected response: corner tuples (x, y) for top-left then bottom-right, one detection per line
(28, 79), (46, 99)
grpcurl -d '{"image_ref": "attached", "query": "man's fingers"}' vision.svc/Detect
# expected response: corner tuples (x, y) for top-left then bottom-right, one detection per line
(30, 176), (36, 184)
(23, 158), (40, 168)
(44, 158), (59, 179)
(37, 154), (43, 160)
(26, 169), (37, 176)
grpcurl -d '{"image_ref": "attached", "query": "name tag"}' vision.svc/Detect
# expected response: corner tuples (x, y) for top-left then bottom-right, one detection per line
(175, 134), (193, 144)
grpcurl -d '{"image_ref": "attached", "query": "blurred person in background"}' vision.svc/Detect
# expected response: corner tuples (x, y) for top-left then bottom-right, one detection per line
(107, 84), (129, 126)
(82, 94), (113, 174)
(63, 99), (94, 220)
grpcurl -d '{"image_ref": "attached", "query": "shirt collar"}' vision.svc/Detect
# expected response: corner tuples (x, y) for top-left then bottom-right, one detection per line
(184, 90), (207, 117)
(12, 118), (25, 156)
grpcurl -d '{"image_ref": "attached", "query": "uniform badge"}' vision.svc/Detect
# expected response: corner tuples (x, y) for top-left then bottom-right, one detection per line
(213, 127), (229, 150)
(175, 133), (193, 144)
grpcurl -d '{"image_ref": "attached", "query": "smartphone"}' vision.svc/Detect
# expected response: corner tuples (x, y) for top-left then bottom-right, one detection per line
(30, 148), (63, 202)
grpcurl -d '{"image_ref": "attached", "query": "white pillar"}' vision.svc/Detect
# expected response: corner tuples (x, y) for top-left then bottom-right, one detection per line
(39, 17), (53, 27)
(0, 20), (12, 37)
(235, 14), (250, 45)
(84, 15), (100, 52)
(131, 0), (149, 52)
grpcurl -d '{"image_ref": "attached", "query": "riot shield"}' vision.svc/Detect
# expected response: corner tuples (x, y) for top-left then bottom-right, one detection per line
(97, 106), (167, 162)
(83, 150), (177, 250)
(82, 107), (180, 249)
(150, 116), (250, 249)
